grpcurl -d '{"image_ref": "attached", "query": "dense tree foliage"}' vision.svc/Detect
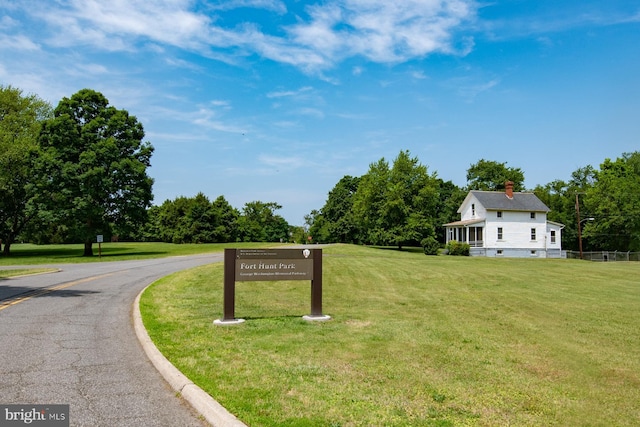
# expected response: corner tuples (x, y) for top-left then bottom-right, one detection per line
(583, 152), (640, 251)
(35, 89), (154, 256)
(311, 165), (462, 249)
(309, 151), (470, 250)
(141, 194), (239, 243)
(237, 201), (289, 242)
(0, 86), (52, 255)
(532, 166), (598, 252)
(136, 195), (294, 244)
(466, 159), (525, 191)
(307, 176), (361, 243)
(434, 179), (467, 241)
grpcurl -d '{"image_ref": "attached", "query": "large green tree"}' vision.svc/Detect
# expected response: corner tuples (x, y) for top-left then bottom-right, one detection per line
(184, 193), (218, 244)
(0, 85), (52, 255)
(583, 152), (640, 251)
(211, 195), (240, 242)
(532, 165), (597, 252)
(434, 179), (466, 243)
(308, 175), (361, 244)
(237, 201), (289, 242)
(466, 159), (525, 191)
(36, 89), (154, 256)
(352, 157), (391, 244)
(156, 196), (193, 243)
(353, 150), (439, 249)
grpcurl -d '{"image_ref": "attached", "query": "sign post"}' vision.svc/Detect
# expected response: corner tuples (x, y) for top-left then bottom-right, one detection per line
(214, 248), (330, 325)
(97, 235), (103, 259)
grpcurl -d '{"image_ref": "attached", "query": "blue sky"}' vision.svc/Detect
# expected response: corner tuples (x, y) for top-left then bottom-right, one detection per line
(1, 1), (638, 225)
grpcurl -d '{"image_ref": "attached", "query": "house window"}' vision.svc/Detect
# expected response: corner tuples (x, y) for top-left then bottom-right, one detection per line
(530, 212), (536, 219)
(472, 203), (476, 216)
(497, 250), (503, 256)
(497, 227), (503, 240)
(530, 250), (537, 256)
(531, 228), (536, 240)
(550, 230), (556, 244)
(469, 227), (483, 247)
(497, 211), (502, 218)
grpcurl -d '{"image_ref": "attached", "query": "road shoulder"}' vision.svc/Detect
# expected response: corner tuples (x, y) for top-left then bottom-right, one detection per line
(133, 285), (247, 427)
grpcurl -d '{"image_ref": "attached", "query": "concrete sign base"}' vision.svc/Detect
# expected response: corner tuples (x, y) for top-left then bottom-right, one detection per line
(213, 318), (246, 325)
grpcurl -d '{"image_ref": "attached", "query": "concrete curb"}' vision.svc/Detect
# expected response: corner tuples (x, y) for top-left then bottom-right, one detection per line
(133, 287), (247, 427)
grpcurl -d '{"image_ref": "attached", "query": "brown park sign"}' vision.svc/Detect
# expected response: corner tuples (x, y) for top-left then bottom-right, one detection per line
(235, 248), (314, 281)
(214, 248), (330, 325)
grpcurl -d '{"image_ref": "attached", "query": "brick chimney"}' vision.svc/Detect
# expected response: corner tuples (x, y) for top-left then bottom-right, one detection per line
(505, 181), (514, 199)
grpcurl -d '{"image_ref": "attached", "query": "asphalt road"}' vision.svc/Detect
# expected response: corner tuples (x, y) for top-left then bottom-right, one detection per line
(0, 253), (225, 426)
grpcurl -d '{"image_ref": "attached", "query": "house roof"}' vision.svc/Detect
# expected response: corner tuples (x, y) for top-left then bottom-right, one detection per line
(547, 220), (566, 229)
(467, 190), (550, 212)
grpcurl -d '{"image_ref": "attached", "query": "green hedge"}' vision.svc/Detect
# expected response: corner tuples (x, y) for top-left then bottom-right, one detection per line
(445, 240), (470, 256)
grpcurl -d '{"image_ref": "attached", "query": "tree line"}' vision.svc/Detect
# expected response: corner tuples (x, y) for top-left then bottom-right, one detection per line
(0, 86), (295, 256)
(2, 85), (639, 256)
(307, 151), (640, 253)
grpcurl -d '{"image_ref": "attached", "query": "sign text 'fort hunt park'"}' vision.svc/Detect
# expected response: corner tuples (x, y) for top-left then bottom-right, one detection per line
(214, 248), (330, 325)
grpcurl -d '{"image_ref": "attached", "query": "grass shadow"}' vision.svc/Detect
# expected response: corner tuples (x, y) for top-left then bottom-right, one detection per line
(0, 244), (169, 263)
(371, 245), (424, 254)
(2, 247), (86, 259)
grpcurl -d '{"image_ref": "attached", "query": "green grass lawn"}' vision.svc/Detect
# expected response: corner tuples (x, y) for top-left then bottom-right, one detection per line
(141, 244), (640, 427)
(0, 268), (58, 279)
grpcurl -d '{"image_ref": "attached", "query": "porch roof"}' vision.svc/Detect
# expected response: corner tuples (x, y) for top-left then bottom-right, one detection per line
(443, 218), (486, 227)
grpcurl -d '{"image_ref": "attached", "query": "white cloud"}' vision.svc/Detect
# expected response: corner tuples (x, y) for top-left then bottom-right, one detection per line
(285, 0), (476, 67)
(457, 78), (500, 101)
(8, 0), (477, 73)
(272, 120), (300, 129)
(191, 107), (247, 133)
(267, 86), (314, 98)
(0, 14), (19, 28)
(209, 0), (287, 14)
(0, 34), (40, 51)
(411, 70), (429, 79)
(71, 63), (110, 76)
(477, 4), (640, 40)
(259, 154), (304, 168)
(335, 112), (374, 120)
(29, 0), (217, 51)
(295, 107), (325, 119)
(210, 100), (232, 109)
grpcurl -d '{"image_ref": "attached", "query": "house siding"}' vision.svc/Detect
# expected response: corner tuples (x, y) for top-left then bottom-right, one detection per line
(460, 194), (487, 221)
(485, 210), (546, 250)
(445, 189), (565, 258)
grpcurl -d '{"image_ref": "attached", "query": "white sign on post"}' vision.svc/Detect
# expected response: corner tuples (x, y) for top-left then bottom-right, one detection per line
(97, 235), (104, 243)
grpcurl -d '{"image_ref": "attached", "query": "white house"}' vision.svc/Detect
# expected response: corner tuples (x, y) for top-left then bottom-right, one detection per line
(444, 182), (565, 258)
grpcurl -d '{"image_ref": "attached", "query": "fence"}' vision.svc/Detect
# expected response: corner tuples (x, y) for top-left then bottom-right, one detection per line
(566, 251), (640, 262)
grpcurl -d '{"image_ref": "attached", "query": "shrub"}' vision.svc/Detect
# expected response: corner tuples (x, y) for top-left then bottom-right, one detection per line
(445, 240), (470, 256)
(421, 237), (440, 256)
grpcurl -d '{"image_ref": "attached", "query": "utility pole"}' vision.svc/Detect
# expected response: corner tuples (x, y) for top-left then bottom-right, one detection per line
(576, 193), (583, 259)
(576, 192), (594, 260)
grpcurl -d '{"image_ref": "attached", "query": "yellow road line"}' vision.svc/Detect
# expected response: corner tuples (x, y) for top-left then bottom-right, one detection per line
(0, 272), (114, 311)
